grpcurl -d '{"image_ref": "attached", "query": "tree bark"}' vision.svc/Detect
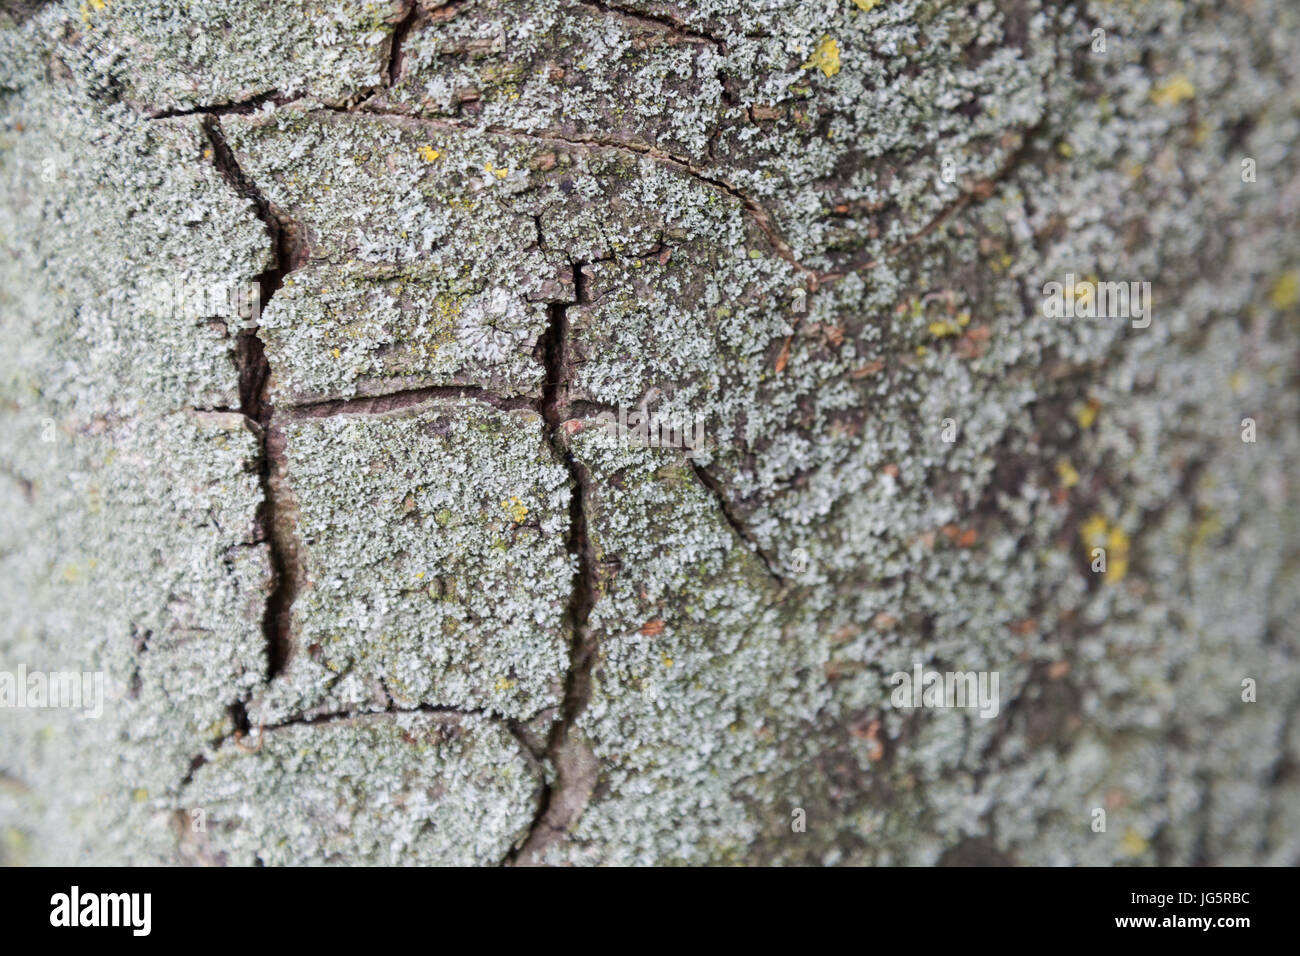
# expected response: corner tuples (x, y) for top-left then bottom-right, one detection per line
(1, 0), (1297, 865)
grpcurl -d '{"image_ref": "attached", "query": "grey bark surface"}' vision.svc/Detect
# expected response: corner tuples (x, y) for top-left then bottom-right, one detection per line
(1, 0), (1298, 865)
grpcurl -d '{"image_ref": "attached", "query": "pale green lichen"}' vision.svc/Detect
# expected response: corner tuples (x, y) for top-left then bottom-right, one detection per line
(1, 0), (1298, 866)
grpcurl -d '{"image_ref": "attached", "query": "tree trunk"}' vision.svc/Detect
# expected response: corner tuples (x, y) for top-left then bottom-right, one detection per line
(1, 0), (1297, 865)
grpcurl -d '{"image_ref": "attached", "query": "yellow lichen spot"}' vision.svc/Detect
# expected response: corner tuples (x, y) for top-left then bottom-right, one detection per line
(662, 655), (674, 668)
(852, 0), (880, 10)
(132, 788), (148, 803)
(914, 345), (928, 357)
(330, 347), (341, 358)
(1269, 270), (1299, 310)
(501, 496), (528, 523)
(415, 571), (424, 579)
(417, 144), (440, 162)
(1057, 141), (1074, 158)
(1228, 370), (1245, 393)
(494, 677), (517, 691)
(1080, 514), (1109, 551)
(1120, 827), (1149, 857)
(802, 36), (841, 78)
(1150, 74), (1195, 107)
(1105, 526), (1130, 582)
(483, 162), (509, 179)
(1080, 514), (1130, 582)
(1055, 459), (1080, 489)
(928, 320), (960, 338)
(1074, 397), (1100, 429)
(957, 311), (971, 327)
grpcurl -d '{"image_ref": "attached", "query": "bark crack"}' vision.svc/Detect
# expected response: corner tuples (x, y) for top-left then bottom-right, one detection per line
(177, 702), (526, 791)
(285, 384), (536, 418)
(689, 459), (784, 586)
(201, 115), (307, 682)
(385, 0), (424, 89)
(175, 74), (1053, 860)
(506, 258), (601, 865)
(146, 91), (306, 120)
(577, 0), (727, 51)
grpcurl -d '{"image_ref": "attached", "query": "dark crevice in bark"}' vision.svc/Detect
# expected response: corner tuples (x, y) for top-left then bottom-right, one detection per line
(385, 0), (423, 87)
(286, 384), (536, 418)
(176, 754), (208, 791)
(564, 398), (620, 420)
(506, 259), (601, 865)
(178, 703), (521, 793)
(689, 459), (784, 586)
(244, 702), (495, 735)
(201, 116), (306, 683)
(228, 700), (252, 737)
(578, 0), (727, 51)
(145, 91), (305, 120)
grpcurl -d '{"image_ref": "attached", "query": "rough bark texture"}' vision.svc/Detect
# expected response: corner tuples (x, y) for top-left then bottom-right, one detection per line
(1, 0), (1298, 865)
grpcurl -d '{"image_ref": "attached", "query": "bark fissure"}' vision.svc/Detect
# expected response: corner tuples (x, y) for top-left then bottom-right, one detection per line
(689, 459), (784, 586)
(146, 90), (305, 120)
(506, 260), (601, 865)
(286, 384), (536, 418)
(578, 0), (727, 51)
(176, 703), (530, 790)
(181, 59), (1055, 858)
(385, 0), (423, 88)
(201, 115), (305, 682)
